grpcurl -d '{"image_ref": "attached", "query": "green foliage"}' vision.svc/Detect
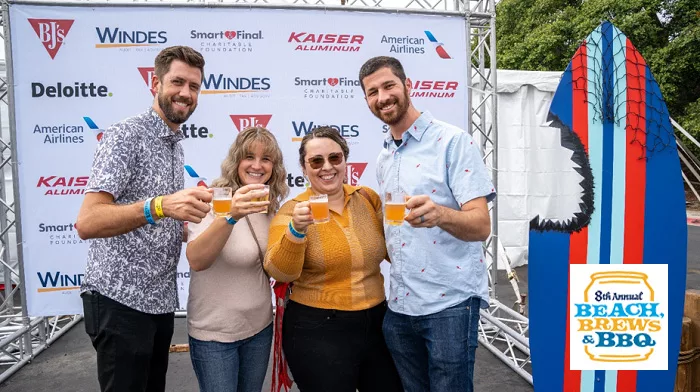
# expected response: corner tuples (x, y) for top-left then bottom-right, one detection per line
(496, 0), (700, 153)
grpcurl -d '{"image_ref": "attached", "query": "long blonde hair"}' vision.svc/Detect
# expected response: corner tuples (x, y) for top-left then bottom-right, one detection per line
(211, 127), (288, 213)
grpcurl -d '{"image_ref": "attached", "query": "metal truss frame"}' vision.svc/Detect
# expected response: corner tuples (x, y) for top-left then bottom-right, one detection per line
(0, 0), (533, 386)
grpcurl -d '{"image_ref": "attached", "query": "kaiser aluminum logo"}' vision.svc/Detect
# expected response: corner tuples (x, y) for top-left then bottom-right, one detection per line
(410, 80), (459, 99)
(31, 82), (112, 98)
(95, 27), (167, 51)
(230, 115), (272, 132)
(380, 30), (451, 59)
(138, 67), (155, 96)
(346, 163), (367, 186)
(288, 32), (363, 52)
(294, 76), (360, 100)
(33, 120), (85, 144)
(36, 270), (83, 293)
(28, 18), (74, 59)
(190, 29), (264, 53)
(291, 121), (359, 145)
(202, 73), (271, 98)
(37, 175), (88, 196)
(38, 222), (84, 247)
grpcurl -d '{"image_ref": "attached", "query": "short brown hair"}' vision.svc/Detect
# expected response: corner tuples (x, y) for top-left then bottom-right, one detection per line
(358, 56), (407, 93)
(298, 126), (350, 168)
(154, 46), (205, 81)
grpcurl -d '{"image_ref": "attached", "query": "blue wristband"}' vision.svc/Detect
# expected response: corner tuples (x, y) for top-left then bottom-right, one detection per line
(225, 216), (237, 225)
(288, 221), (306, 239)
(144, 197), (156, 225)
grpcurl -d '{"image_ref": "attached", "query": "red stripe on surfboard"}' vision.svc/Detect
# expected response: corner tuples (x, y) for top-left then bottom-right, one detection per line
(564, 43), (589, 391)
(616, 37), (647, 392)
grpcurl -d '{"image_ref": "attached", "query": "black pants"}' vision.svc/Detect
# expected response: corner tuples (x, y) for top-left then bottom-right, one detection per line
(282, 300), (403, 392)
(82, 291), (175, 392)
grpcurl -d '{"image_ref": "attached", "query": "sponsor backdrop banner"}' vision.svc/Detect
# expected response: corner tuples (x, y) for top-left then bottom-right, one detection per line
(9, 4), (468, 316)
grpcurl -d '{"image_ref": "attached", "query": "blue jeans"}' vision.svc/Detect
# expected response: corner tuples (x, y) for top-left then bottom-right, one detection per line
(189, 323), (273, 392)
(383, 297), (481, 392)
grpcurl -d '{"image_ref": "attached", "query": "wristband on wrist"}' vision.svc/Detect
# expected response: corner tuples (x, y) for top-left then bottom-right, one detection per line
(144, 197), (156, 225)
(225, 216), (237, 225)
(288, 221), (306, 239)
(154, 196), (165, 219)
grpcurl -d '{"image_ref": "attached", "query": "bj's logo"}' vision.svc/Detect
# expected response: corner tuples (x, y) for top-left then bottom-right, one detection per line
(346, 163), (367, 186)
(28, 18), (74, 59)
(230, 115), (272, 132)
(138, 67), (155, 96)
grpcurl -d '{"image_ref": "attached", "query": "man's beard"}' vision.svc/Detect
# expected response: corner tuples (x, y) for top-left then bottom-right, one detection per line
(158, 90), (196, 125)
(372, 88), (410, 126)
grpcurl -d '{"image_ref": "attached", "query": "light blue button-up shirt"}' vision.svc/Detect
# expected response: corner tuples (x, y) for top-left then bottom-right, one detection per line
(377, 111), (496, 316)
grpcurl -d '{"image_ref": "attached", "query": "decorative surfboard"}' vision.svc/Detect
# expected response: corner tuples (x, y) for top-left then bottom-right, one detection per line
(528, 21), (687, 392)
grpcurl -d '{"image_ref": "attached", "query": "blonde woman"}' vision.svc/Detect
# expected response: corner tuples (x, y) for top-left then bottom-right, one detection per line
(185, 127), (288, 392)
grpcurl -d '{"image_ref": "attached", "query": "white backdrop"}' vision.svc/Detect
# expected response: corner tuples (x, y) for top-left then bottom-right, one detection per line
(8, 3), (469, 316)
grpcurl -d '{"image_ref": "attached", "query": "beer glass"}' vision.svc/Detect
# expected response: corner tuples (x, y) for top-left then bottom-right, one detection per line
(385, 191), (407, 226)
(309, 194), (330, 224)
(212, 187), (233, 217)
(251, 185), (270, 214)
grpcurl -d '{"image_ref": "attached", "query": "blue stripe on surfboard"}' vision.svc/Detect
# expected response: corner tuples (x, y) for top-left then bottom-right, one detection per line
(586, 26), (603, 267)
(582, 24), (604, 392)
(635, 64), (687, 392)
(530, 62), (573, 392)
(599, 21), (614, 267)
(594, 370), (606, 392)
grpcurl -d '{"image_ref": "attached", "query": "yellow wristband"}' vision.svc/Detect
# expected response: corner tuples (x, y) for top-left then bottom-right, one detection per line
(154, 196), (165, 219)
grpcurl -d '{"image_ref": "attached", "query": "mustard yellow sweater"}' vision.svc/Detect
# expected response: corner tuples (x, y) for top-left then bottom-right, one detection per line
(264, 185), (387, 311)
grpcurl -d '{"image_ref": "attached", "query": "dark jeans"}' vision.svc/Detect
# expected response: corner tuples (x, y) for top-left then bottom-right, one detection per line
(282, 300), (403, 392)
(189, 323), (273, 392)
(81, 291), (175, 392)
(383, 297), (481, 392)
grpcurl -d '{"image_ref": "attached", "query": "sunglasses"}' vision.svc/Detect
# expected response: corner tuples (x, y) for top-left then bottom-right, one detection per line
(307, 153), (344, 170)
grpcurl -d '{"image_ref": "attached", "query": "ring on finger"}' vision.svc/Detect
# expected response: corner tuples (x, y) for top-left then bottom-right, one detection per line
(419, 215), (425, 224)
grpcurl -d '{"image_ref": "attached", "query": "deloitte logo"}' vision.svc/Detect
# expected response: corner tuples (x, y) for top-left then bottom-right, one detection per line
(181, 123), (213, 139)
(190, 29), (264, 54)
(293, 76), (359, 100)
(31, 82), (112, 98)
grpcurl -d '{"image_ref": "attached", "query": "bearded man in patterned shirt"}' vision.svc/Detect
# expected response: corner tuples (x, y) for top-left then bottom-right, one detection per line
(76, 46), (212, 392)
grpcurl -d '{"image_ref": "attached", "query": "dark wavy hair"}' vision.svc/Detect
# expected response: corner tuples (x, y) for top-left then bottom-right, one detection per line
(298, 126), (350, 168)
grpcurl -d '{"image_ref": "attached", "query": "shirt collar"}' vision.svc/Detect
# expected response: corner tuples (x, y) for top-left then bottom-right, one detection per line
(293, 184), (362, 204)
(383, 111), (435, 148)
(147, 107), (185, 143)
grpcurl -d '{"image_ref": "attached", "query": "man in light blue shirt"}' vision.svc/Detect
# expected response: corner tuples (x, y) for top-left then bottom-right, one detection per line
(359, 56), (496, 392)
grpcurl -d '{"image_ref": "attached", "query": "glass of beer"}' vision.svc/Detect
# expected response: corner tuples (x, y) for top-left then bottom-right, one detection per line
(309, 194), (330, 224)
(212, 187), (232, 217)
(385, 191), (408, 226)
(252, 185), (270, 214)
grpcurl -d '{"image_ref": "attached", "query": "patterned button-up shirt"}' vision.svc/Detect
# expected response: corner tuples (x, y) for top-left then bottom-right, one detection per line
(377, 111), (496, 316)
(81, 108), (185, 314)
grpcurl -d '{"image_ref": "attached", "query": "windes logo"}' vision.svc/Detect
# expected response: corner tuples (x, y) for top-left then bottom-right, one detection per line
(95, 27), (167, 51)
(36, 270), (83, 294)
(294, 76), (360, 100)
(37, 176), (88, 196)
(28, 18), (74, 59)
(230, 115), (272, 132)
(410, 80), (459, 99)
(31, 82), (112, 98)
(288, 32), (363, 52)
(291, 121), (360, 144)
(38, 222), (83, 247)
(570, 264), (668, 370)
(190, 29), (264, 53)
(380, 30), (451, 59)
(202, 73), (271, 98)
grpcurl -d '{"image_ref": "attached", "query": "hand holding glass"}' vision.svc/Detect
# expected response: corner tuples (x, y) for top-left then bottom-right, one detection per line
(251, 185), (270, 214)
(385, 191), (408, 226)
(212, 187), (232, 217)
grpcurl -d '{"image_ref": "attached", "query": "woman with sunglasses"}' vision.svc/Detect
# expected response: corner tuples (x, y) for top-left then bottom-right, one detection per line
(185, 127), (289, 392)
(264, 127), (402, 392)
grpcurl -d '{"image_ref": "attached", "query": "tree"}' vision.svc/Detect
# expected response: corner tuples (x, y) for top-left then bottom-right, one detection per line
(496, 0), (700, 155)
